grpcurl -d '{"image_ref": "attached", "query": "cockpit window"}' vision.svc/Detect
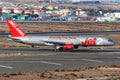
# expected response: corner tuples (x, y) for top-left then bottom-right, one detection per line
(108, 39), (113, 42)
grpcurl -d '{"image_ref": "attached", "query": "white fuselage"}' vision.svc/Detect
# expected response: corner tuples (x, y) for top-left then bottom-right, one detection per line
(10, 35), (115, 46)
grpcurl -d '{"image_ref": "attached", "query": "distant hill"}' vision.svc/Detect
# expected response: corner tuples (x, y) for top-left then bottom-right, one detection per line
(0, 0), (119, 10)
(0, 0), (39, 3)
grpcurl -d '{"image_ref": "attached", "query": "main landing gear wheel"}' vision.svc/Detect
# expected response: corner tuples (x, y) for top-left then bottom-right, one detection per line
(55, 48), (63, 52)
(31, 45), (34, 48)
(55, 46), (63, 52)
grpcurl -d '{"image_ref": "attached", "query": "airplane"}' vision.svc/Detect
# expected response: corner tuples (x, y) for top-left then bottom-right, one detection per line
(6, 18), (115, 51)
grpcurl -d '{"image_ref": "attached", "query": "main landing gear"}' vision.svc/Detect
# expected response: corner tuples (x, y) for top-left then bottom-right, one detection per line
(31, 45), (34, 48)
(55, 46), (63, 52)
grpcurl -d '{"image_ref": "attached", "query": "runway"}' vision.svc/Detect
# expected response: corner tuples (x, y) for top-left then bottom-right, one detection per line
(0, 30), (120, 36)
(0, 48), (120, 73)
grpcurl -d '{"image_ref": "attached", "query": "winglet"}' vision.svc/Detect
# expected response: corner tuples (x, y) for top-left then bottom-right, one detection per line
(6, 18), (27, 37)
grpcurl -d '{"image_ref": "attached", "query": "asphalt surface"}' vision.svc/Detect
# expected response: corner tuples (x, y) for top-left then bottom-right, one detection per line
(0, 48), (120, 73)
(0, 30), (120, 36)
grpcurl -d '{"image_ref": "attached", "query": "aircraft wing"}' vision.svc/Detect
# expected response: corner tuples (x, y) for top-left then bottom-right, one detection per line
(44, 41), (66, 45)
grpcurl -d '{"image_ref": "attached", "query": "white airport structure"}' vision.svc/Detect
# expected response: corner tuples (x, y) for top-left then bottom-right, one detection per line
(2, 7), (12, 13)
(14, 8), (23, 14)
(72, 0), (80, 3)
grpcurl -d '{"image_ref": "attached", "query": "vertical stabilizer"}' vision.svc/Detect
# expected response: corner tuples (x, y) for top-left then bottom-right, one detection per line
(6, 18), (27, 37)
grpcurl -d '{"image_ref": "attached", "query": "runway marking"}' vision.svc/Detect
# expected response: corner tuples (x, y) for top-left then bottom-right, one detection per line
(0, 65), (13, 69)
(81, 59), (104, 63)
(117, 57), (120, 58)
(0, 61), (62, 66)
(0, 61), (40, 63)
(40, 61), (62, 66)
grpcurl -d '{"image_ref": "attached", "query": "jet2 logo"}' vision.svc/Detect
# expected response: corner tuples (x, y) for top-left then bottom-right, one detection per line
(82, 38), (96, 45)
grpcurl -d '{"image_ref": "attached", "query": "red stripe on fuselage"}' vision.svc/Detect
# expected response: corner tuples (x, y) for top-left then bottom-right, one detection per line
(49, 36), (76, 40)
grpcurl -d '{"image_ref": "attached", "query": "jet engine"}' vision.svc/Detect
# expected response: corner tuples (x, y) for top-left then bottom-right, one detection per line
(62, 43), (73, 50)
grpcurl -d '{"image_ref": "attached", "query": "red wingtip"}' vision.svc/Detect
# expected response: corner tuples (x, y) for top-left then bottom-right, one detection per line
(6, 18), (27, 37)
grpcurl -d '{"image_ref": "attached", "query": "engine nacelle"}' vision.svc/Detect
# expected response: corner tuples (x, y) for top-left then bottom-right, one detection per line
(62, 43), (73, 50)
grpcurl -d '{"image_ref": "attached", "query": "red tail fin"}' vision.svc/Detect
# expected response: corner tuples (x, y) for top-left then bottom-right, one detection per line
(6, 18), (27, 37)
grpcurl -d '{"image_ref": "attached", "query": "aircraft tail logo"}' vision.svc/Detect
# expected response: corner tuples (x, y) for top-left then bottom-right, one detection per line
(6, 18), (27, 37)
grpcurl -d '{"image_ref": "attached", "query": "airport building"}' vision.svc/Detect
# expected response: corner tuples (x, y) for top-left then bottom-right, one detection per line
(13, 8), (23, 14)
(2, 8), (12, 14)
(71, 0), (80, 3)
(24, 9), (33, 14)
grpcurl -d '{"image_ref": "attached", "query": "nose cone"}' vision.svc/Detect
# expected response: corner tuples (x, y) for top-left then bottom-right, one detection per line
(110, 41), (115, 46)
(111, 42), (115, 45)
(108, 40), (115, 46)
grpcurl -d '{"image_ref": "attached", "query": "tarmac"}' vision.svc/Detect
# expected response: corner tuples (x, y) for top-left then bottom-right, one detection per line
(0, 48), (120, 73)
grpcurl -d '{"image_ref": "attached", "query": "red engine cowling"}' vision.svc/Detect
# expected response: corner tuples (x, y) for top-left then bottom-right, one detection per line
(62, 43), (73, 50)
